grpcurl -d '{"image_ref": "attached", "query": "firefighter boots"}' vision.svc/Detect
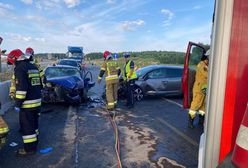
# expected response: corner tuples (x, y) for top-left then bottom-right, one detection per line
(16, 148), (36, 157)
(198, 115), (205, 126)
(188, 115), (195, 129)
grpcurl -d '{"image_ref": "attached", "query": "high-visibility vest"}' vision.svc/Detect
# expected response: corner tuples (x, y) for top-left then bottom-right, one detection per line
(124, 60), (137, 80)
(105, 60), (119, 83)
(9, 74), (16, 94)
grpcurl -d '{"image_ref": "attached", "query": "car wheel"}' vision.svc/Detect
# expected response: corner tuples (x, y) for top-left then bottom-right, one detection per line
(134, 86), (144, 101)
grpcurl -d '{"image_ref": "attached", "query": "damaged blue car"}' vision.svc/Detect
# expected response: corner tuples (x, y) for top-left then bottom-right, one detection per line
(42, 65), (95, 104)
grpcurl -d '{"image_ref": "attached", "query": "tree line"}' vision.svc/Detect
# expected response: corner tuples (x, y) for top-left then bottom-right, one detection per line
(84, 43), (210, 65)
(85, 51), (185, 64)
(34, 42), (210, 65)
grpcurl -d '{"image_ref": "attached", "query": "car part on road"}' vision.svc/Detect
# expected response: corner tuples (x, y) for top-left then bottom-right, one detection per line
(9, 142), (18, 147)
(39, 147), (53, 154)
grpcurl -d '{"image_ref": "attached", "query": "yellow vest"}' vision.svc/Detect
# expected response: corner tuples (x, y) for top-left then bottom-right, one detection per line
(124, 60), (137, 80)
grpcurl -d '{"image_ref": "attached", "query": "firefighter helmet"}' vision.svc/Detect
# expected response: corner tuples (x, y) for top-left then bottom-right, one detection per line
(201, 49), (210, 61)
(205, 49), (210, 57)
(7, 49), (25, 65)
(25, 47), (34, 56)
(123, 53), (131, 58)
(103, 51), (112, 60)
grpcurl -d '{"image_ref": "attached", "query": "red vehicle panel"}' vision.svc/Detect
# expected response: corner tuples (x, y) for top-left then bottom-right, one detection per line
(219, 0), (248, 162)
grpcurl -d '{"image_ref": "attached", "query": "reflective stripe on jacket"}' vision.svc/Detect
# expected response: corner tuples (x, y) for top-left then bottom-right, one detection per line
(9, 74), (16, 94)
(0, 116), (9, 135)
(98, 60), (120, 83)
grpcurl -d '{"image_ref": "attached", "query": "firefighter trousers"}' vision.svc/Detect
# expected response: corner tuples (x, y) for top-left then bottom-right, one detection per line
(126, 79), (135, 107)
(0, 116), (9, 148)
(189, 92), (206, 119)
(106, 82), (119, 110)
(19, 107), (40, 152)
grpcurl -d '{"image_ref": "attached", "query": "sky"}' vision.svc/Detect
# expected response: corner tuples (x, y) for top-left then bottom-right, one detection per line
(0, 0), (214, 53)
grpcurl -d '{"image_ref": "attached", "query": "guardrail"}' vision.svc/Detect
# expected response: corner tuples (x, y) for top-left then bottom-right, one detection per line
(0, 80), (13, 115)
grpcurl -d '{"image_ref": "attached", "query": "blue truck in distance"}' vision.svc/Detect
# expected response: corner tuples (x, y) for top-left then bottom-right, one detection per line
(66, 46), (84, 66)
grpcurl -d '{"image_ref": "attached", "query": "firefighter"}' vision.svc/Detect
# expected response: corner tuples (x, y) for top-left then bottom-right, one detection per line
(7, 49), (42, 156)
(25, 47), (45, 78)
(123, 53), (137, 108)
(0, 36), (9, 148)
(9, 48), (44, 100)
(188, 49), (210, 129)
(98, 51), (121, 110)
(0, 112), (9, 149)
(25, 47), (42, 135)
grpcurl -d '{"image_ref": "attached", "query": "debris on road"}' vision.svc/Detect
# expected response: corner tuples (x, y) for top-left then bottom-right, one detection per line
(39, 147), (53, 154)
(157, 157), (186, 168)
(9, 142), (18, 147)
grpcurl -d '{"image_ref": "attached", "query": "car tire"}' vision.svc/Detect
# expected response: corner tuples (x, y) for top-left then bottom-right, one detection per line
(134, 86), (144, 101)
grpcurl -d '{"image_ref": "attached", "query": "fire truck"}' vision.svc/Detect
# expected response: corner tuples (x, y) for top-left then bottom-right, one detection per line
(182, 0), (248, 167)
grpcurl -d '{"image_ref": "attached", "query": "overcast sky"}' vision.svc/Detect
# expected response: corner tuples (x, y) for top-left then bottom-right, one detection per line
(0, 0), (214, 53)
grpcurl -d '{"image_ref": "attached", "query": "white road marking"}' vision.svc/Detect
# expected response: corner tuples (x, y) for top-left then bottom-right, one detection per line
(156, 117), (199, 147)
(163, 98), (183, 108)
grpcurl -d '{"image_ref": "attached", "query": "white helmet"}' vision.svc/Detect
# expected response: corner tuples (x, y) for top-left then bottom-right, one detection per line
(205, 49), (211, 57)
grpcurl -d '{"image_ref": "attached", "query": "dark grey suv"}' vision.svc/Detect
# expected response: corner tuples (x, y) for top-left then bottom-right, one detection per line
(134, 65), (183, 100)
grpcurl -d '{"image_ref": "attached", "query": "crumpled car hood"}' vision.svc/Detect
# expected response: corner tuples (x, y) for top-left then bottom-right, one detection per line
(47, 76), (84, 89)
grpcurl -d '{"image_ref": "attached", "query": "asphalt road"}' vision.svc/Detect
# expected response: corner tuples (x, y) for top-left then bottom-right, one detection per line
(0, 65), (203, 168)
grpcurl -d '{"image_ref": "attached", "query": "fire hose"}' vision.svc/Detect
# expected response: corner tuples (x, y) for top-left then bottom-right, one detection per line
(108, 110), (122, 168)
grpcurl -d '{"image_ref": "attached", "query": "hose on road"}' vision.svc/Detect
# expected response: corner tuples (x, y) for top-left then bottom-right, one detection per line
(108, 110), (122, 168)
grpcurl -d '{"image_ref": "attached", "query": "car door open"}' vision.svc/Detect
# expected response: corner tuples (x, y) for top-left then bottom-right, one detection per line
(182, 42), (206, 108)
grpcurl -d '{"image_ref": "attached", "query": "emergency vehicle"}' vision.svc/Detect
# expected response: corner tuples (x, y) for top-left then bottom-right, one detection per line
(183, 0), (248, 167)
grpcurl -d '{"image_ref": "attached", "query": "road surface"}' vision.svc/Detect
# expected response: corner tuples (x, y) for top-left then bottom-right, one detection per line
(0, 65), (203, 168)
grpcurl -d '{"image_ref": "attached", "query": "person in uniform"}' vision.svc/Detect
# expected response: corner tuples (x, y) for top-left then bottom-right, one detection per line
(98, 51), (121, 110)
(123, 53), (137, 108)
(7, 49), (42, 156)
(188, 49), (210, 128)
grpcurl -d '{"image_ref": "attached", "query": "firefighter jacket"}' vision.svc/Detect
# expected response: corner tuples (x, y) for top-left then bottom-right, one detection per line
(98, 60), (121, 84)
(123, 60), (137, 81)
(0, 116), (9, 136)
(192, 61), (208, 94)
(14, 60), (42, 110)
